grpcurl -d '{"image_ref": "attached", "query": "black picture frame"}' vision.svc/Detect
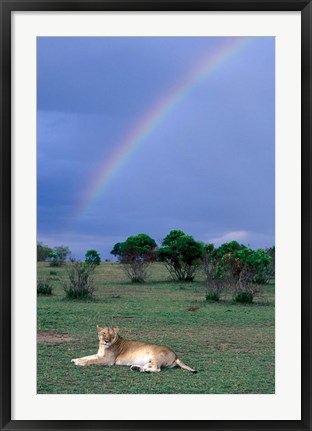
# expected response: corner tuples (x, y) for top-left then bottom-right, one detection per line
(1, 1), (311, 430)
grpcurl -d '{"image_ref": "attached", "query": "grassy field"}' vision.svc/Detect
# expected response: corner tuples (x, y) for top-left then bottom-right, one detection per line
(37, 262), (275, 394)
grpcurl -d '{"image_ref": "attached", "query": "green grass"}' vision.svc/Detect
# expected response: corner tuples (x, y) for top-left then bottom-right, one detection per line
(37, 262), (275, 394)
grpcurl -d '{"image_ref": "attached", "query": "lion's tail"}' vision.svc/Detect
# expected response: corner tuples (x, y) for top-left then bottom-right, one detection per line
(176, 358), (197, 373)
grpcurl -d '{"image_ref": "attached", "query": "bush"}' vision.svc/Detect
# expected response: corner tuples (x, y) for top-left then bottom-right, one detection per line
(37, 242), (53, 262)
(48, 245), (71, 267)
(48, 252), (60, 267)
(62, 260), (96, 299)
(85, 249), (101, 266)
(231, 266), (263, 304)
(266, 245), (275, 279)
(49, 270), (57, 276)
(214, 244), (271, 303)
(206, 291), (220, 302)
(111, 234), (157, 283)
(218, 244), (271, 285)
(202, 243), (232, 300)
(234, 290), (254, 304)
(216, 241), (246, 280)
(158, 230), (204, 281)
(37, 277), (53, 295)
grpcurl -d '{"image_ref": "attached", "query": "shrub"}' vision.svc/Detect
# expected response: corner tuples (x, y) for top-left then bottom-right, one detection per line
(37, 277), (53, 295)
(234, 290), (254, 304)
(62, 260), (96, 299)
(230, 250), (270, 303)
(205, 278), (231, 302)
(202, 243), (232, 300)
(232, 248), (271, 284)
(37, 242), (53, 262)
(206, 291), (220, 302)
(216, 241), (246, 280)
(111, 234), (157, 283)
(85, 249), (101, 266)
(158, 230), (204, 281)
(48, 245), (71, 267)
(218, 243), (271, 285)
(213, 244), (271, 303)
(266, 245), (275, 279)
(48, 252), (59, 267)
(49, 270), (57, 276)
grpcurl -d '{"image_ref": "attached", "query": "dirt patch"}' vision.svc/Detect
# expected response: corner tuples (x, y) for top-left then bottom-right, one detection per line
(37, 332), (76, 345)
(186, 306), (200, 312)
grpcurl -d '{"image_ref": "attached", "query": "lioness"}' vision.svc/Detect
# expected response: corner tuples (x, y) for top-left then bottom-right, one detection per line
(71, 325), (197, 373)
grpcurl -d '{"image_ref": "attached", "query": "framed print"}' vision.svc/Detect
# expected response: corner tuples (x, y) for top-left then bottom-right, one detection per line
(1, 0), (311, 430)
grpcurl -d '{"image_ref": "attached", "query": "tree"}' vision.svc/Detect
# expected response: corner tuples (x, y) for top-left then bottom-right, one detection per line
(37, 241), (52, 262)
(158, 230), (204, 281)
(110, 243), (122, 259)
(229, 247), (271, 285)
(54, 245), (71, 261)
(223, 246), (271, 303)
(202, 243), (231, 301)
(216, 241), (246, 280)
(217, 241), (243, 256)
(110, 234), (157, 283)
(85, 249), (101, 266)
(266, 245), (275, 278)
(48, 245), (71, 267)
(247, 248), (272, 284)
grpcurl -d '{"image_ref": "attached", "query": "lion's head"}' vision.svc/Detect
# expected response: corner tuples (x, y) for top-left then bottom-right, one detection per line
(97, 325), (119, 348)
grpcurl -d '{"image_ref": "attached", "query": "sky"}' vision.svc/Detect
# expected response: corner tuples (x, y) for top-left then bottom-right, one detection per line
(37, 36), (275, 260)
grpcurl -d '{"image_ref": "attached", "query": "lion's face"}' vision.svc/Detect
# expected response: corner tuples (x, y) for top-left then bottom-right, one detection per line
(97, 325), (119, 348)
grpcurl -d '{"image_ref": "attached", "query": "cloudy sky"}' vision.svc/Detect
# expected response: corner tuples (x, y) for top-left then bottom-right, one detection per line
(37, 36), (275, 260)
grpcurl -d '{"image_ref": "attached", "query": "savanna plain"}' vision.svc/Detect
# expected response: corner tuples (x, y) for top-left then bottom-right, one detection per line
(37, 262), (275, 394)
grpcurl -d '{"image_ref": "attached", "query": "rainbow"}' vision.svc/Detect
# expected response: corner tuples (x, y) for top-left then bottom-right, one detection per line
(76, 37), (249, 217)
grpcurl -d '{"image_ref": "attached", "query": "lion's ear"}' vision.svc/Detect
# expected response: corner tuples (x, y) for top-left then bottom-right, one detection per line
(113, 326), (119, 334)
(97, 325), (104, 332)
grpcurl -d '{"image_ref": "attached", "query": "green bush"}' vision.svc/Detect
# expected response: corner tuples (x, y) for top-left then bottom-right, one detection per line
(62, 260), (96, 299)
(111, 234), (157, 283)
(85, 249), (101, 266)
(206, 292), (220, 302)
(219, 245), (271, 285)
(234, 290), (254, 304)
(213, 244), (272, 302)
(266, 245), (275, 278)
(37, 277), (53, 295)
(48, 245), (71, 267)
(65, 287), (92, 300)
(37, 241), (53, 262)
(158, 230), (204, 281)
(202, 243), (232, 300)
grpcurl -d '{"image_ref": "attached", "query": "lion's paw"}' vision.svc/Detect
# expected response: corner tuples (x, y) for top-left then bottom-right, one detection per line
(130, 365), (142, 372)
(71, 358), (86, 366)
